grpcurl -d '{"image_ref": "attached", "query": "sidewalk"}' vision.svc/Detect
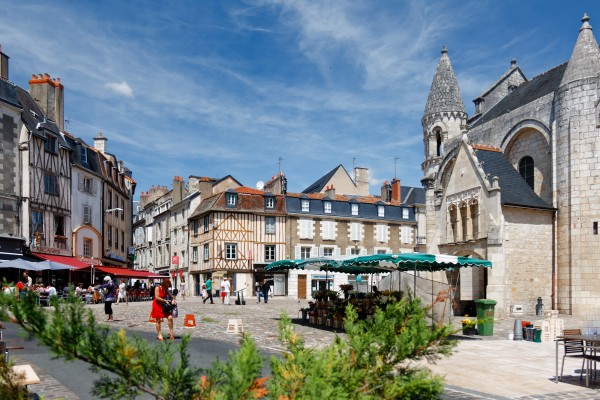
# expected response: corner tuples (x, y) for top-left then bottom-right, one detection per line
(15, 296), (600, 399)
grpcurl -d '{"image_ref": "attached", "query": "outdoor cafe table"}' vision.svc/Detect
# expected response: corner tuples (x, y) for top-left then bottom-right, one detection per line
(555, 333), (600, 387)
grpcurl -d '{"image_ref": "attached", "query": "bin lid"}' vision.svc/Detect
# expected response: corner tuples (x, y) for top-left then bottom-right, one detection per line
(474, 299), (497, 305)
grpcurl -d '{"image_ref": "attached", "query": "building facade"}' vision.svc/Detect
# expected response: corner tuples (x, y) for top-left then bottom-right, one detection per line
(419, 14), (600, 320)
(188, 186), (284, 298)
(283, 179), (420, 299)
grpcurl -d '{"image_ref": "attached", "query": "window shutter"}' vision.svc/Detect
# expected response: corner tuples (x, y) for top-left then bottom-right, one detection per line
(78, 175), (84, 191)
(92, 180), (97, 195)
(360, 248), (368, 255)
(318, 246), (324, 256)
(294, 245), (301, 259)
(334, 247), (341, 256)
(310, 247), (318, 257)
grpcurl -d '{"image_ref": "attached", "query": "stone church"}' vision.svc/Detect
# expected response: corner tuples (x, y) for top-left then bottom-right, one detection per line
(420, 14), (600, 321)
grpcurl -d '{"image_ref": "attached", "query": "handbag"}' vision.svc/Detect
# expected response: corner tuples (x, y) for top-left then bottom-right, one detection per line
(171, 305), (178, 318)
(161, 301), (173, 314)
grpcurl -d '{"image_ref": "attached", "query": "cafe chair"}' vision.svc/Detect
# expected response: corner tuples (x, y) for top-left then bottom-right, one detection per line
(560, 328), (586, 381)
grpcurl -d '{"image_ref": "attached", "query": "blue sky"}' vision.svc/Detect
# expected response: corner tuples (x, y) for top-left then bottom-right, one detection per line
(0, 1), (595, 198)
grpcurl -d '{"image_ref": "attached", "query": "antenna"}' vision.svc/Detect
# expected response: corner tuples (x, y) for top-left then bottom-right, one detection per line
(394, 157), (399, 178)
(278, 157), (283, 174)
(353, 157), (356, 181)
(65, 116), (71, 129)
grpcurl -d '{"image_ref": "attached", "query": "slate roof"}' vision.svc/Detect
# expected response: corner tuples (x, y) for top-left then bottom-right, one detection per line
(63, 133), (103, 177)
(302, 164), (350, 194)
(189, 187), (286, 219)
(423, 47), (466, 116)
(401, 186), (425, 206)
(470, 63), (567, 128)
(0, 78), (20, 108)
(475, 149), (553, 210)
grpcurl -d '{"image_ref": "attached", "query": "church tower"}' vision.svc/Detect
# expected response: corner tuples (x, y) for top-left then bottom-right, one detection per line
(421, 46), (467, 249)
(553, 14), (600, 316)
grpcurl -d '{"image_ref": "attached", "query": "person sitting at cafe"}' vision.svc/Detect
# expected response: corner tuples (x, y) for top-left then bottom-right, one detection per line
(46, 284), (57, 298)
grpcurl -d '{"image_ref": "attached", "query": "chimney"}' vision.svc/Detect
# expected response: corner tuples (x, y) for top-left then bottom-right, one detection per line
(391, 178), (401, 203)
(0, 44), (8, 80)
(325, 185), (336, 199)
(354, 167), (369, 196)
(29, 72), (65, 131)
(173, 176), (185, 203)
(94, 132), (108, 153)
(380, 181), (391, 202)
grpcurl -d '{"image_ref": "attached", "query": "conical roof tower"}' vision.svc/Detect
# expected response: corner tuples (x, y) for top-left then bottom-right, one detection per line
(560, 13), (600, 87)
(423, 46), (466, 116)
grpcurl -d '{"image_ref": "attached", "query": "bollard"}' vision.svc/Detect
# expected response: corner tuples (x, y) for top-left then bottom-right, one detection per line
(513, 319), (523, 340)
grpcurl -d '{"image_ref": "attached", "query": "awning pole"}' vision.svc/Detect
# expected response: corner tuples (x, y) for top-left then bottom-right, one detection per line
(413, 264), (417, 297)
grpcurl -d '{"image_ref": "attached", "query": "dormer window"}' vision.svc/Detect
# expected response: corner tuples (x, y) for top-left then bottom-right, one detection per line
(351, 203), (359, 216)
(301, 199), (309, 212)
(80, 146), (88, 163)
(402, 207), (409, 219)
(226, 192), (237, 207)
(44, 134), (57, 153)
(265, 196), (275, 209)
(378, 205), (385, 217)
(324, 201), (332, 214)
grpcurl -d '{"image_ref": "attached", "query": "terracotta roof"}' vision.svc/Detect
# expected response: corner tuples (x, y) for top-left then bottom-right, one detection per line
(472, 144), (502, 152)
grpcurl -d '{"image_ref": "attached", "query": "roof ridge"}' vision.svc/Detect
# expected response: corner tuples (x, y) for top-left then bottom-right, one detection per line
(472, 144), (502, 152)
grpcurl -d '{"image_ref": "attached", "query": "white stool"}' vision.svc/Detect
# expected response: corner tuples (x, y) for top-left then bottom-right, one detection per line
(227, 319), (244, 334)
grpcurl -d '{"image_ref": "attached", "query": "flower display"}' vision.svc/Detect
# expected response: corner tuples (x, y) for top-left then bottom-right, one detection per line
(461, 315), (476, 328)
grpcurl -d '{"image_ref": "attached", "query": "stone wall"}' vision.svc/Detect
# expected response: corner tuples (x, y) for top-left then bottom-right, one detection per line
(503, 207), (553, 314)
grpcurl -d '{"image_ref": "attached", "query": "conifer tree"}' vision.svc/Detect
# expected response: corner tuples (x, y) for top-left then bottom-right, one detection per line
(0, 290), (455, 399)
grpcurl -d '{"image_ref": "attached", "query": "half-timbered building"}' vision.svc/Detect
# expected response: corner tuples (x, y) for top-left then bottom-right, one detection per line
(188, 186), (286, 298)
(18, 74), (73, 258)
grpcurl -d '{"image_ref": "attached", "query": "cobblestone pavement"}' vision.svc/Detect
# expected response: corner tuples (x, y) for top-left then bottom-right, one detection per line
(11, 296), (600, 399)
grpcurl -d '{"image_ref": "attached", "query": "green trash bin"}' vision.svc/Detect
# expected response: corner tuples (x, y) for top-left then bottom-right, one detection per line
(474, 299), (497, 336)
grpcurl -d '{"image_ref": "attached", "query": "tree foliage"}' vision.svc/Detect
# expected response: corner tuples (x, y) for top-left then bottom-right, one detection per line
(0, 291), (455, 400)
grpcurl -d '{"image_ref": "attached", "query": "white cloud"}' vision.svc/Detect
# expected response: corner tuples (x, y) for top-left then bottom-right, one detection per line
(105, 81), (134, 98)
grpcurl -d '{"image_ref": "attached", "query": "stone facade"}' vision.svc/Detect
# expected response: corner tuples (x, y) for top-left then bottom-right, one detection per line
(420, 14), (600, 319)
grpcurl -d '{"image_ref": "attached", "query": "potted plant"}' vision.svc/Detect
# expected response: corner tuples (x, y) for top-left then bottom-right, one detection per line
(461, 315), (477, 335)
(339, 284), (353, 299)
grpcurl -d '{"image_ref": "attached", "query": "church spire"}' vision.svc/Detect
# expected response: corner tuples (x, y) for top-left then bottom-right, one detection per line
(423, 46), (466, 117)
(560, 13), (600, 87)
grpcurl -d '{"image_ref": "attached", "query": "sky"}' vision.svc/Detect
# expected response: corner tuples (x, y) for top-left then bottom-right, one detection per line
(0, 0), (596, 198)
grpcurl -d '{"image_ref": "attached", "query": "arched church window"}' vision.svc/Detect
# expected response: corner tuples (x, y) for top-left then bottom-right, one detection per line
(518, 156), (534, 190)
(436, 131), (442, 157)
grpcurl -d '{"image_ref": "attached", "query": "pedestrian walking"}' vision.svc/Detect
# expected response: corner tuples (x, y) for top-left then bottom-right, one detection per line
(151, 278), (176, 341)
(179, 281), (186, 301)
(224, 278), (231, 305)
(262, 280), (271, 304)
(116, 278), (128, 305)
(203, 277), (214, 304)
(96, 276), (116, 321)
(255, 281), (263, 303)
(220, 279), (226, 304)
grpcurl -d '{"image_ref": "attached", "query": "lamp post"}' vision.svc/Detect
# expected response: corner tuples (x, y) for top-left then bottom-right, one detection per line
(104, 208), (123, 214)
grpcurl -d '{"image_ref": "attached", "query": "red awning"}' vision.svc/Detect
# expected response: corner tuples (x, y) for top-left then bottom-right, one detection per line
(95, 266), (165, 279)
(33, 253), (89, 269)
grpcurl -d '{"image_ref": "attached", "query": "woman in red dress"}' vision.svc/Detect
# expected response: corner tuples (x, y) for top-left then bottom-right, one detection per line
(151, 279), (176, 340)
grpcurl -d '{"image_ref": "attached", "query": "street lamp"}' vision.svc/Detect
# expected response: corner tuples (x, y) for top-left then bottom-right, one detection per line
(104, 208), (123, 214)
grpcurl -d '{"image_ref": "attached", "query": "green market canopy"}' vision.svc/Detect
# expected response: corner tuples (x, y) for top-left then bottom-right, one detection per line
(266, 253), (492, 274)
